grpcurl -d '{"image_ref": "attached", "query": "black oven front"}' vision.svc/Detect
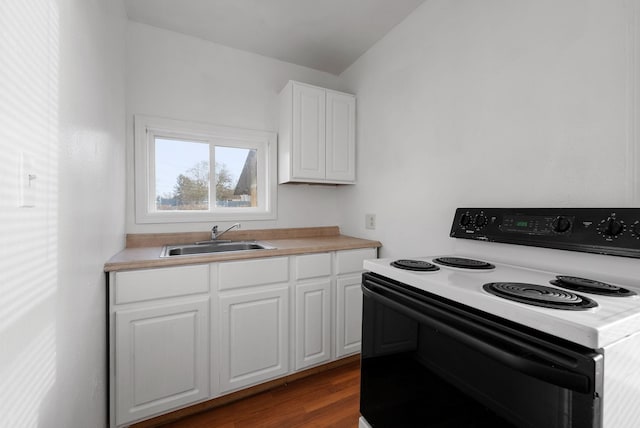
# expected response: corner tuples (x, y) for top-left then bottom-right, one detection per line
(360, 272), (603, 428)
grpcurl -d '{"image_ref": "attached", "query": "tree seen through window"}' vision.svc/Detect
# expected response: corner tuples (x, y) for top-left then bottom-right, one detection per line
(154, 140), (256, 211)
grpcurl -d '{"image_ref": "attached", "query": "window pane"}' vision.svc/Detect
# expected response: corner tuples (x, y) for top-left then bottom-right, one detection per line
(215, 146), (257, 208)
(155, 138), (209, 211)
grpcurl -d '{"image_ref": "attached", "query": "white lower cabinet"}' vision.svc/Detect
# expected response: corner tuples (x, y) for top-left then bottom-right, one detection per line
(110, 264), (211, 427)
(114, 297), (210, 426)
(218, 285), (289, 393)
(295, 279), (331, 370)
(294, 253), (332, 370)
(109, 247), (377, 427)
(336, 275), (364, 357)
(335, 248), (377, 358)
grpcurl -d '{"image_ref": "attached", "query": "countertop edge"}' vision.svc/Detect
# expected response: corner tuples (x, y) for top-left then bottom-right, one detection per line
(104, 235), (381, 272)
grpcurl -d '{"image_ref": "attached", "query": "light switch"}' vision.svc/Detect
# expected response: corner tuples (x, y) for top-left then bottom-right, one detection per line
(19, 152), (36, 208)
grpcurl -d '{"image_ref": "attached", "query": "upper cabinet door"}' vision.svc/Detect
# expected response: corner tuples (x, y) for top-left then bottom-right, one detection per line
(292, 83), (326, 180)
(279, 80), (356, 184)
(325, 91), (356, 182)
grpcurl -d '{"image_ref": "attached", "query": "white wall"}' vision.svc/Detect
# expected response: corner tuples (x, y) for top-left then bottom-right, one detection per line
(0, 0), (126, 427)
(338, 0), (640, 258)
(126, 22), (347, 234)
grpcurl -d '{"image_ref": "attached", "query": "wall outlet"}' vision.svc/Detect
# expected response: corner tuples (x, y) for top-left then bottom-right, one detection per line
(365, 214), (376, 230)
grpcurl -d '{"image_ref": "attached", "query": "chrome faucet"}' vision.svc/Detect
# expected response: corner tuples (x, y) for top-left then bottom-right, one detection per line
(211, 223), (241, 240)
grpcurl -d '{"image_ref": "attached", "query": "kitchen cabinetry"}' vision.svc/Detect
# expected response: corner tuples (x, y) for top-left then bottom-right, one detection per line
(218, 286), (289, 392)
(108, 247), (377, 427)
(335, 248), (376, 357)
(278, 80), (356, 184)
(109, 265), (210, 427)
(294, 253), (332, 370)
(215, 257), (290, 393)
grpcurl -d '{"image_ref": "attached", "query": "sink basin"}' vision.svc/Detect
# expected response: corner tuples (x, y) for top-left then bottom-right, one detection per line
(160, 241), (276, 257)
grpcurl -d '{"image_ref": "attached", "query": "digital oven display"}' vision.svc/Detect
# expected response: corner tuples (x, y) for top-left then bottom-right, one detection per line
(501, 215), (556, 235)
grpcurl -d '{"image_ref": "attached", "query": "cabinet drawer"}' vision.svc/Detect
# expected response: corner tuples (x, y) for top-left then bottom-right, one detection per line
(218, 257), (289, 290)
(335, 248), (377, 275)
(114, 264), (209, 304)
(295, 253), (331, 280)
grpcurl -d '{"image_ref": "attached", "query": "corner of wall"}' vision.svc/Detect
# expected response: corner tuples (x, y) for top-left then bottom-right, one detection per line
(629, 0), (640, 205)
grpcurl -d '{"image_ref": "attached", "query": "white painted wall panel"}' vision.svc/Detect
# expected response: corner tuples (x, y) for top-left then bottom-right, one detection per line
(338, 0), (639, 259)
(126, 22), (345, 233)
(0, 0), (127, 427)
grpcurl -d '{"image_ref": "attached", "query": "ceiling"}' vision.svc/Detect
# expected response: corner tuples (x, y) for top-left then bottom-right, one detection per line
(124, 0), (426, 75)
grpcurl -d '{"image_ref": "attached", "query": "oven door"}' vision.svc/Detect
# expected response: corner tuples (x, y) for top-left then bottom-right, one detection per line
(360, 273), (603, 428)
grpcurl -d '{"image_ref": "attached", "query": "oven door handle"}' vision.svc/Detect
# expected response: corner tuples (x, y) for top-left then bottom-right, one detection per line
(363, 280), (591, 393)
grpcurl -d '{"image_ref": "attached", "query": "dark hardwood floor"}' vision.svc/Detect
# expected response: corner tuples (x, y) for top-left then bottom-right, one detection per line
(158, 360), (361, 428)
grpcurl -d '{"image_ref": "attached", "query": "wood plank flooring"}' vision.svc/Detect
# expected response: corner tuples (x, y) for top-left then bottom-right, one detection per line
(158, 360), (361, 428)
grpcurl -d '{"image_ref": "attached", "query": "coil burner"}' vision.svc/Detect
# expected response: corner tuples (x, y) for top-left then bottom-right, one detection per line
(483, 282), (598, 310)
(433, 257), (495, 270)
(550, 276), (637, 297)
(390, 260), (440, 272)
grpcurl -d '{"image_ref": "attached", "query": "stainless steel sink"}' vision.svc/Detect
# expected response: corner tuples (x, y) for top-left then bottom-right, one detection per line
(160, 241), (276, 257)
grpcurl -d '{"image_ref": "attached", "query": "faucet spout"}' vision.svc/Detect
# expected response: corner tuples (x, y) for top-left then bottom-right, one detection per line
(212, 223), (241, 240)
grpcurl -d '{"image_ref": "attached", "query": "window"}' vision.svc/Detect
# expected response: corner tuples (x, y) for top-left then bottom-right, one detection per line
(134, 115), (277, 223)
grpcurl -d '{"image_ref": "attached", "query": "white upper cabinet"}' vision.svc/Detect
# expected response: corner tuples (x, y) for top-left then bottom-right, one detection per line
(278, 81), (356, 184)
(292, 83), (326, 180)
(325, 90), (356, 182)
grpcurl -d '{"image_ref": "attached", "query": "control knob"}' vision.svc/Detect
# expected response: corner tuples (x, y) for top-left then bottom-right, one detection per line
(459, 212), (472, 227)
(551, 216), (572, 234)
(597, 216), (625, 239)
(474, 214), (488, 229)
(632, 221), (640, 239)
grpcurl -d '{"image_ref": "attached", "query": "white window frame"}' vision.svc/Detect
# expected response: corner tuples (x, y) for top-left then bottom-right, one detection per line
(134, 115), (277, 223)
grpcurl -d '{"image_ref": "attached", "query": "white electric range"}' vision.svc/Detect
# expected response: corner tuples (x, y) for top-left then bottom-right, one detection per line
(359, 208), (640, 428)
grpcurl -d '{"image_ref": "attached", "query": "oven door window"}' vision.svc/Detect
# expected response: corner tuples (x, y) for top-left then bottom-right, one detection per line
(360, 275), (602, 428)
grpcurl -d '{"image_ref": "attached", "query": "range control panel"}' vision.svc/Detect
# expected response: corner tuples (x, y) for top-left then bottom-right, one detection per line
(451, 208), (640, 259)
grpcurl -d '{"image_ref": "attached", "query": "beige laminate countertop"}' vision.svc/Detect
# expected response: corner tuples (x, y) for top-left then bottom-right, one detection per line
(104, 227), (381, 272)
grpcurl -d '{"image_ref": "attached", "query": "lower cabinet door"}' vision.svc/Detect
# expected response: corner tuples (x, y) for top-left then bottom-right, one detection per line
(114, 297), (209, 426)
(336, 275), (363, 357)
(219, 286), (289, 392)
(295, 279), (331, 370)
